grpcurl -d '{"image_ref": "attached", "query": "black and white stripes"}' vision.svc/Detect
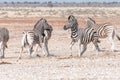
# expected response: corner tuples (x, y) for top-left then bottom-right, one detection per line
(86, 17), (120, 51)
(19, 18), (53, 59)
(64, 15), (100, 56)
(20, 29), (42, 59)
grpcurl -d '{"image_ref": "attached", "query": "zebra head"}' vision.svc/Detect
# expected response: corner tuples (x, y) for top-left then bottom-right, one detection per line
(63, 15), (78, 30)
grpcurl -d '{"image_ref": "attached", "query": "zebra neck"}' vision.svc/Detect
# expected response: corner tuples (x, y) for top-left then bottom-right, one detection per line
(71, 26), (78, 39)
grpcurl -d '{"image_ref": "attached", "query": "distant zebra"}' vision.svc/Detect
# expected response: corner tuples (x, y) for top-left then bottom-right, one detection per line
(63, 15), (100, 57)
(19, 18), (53, 59)
(0, 28), (9, 58)
(86, 17), (120, 51)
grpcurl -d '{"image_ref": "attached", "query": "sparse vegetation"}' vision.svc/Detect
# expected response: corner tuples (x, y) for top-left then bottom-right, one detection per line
(0, 7), (119, 18)
(0, 2), (120, 7)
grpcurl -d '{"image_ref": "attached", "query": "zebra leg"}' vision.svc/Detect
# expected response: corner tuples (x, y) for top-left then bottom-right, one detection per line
(93, 42), (100, 55)
(29, 45), (33, 58)
(109, 35), (115, 52)
(0, 42), (2, 58)
(70, 40), (75, 56)
(0, 42), (5, 58)
(34, 44), (39, 54)
(78, 40), (81, 57)
(35, 44), (42, 57)
(1, 46), (5, 58)
(108, 28), (115, 52)
(19, 46), (24, 59)
(80, 44), (87, 57)
(93, 42), (100, 51)
(43, 39), (50, 57)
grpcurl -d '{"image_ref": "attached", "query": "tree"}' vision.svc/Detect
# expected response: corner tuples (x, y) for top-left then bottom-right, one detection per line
(4, 2), (7, 4)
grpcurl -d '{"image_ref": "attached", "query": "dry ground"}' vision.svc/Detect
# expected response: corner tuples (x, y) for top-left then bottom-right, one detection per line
(0, 7), (120, 80)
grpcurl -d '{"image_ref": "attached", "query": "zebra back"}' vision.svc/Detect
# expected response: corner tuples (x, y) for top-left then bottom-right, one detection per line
(77, 27), (98, 44)
(86, 17), (114, 38)
(33, 18), (53, 42)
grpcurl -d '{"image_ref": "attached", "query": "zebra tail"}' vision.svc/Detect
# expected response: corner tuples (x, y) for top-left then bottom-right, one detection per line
(22, 32), (28, 47)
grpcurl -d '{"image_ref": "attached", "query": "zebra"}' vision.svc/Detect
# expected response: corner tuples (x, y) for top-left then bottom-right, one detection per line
(86, 17), (120, 51)
(63, 15), (100, 57)
(19, 18), (53, 59)
(33, 18), (53, 56)
(0, 27), (9, 58)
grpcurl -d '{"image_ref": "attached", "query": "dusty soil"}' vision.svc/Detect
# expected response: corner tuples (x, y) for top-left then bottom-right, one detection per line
(0, 17), (120, 80)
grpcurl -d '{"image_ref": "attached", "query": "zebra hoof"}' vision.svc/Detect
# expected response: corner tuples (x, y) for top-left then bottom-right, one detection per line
(97, 40), (101, 43)
(36, 54), (41, 57)
(0, 55), (5, 59)
(78, 54), (82, 58)
(18, 57), (22, 59)
(44, 54), (50, 57)
(69, 55), (73, 58)
(112, 49), (115, 52)
(47, 54), (50, 57)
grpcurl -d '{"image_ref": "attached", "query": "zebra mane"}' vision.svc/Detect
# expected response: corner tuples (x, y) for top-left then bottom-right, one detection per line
(68, 15), (78, 26)
(86, 17), (96, 27)
(34, 20), (41, 28)
(33, 18), (47, 29)
(68, 15), (75, 20)
(87, 17), (96, 24)
(40, 18), (47, 23)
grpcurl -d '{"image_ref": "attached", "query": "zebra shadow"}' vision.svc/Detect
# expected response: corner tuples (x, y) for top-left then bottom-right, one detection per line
(36, 53), (57, 58)
(99, 49), (120, 52)
(0, 61), (12, 65)
(114, 50), (120, 52)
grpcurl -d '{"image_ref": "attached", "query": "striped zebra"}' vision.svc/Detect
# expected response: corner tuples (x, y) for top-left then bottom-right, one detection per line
(63, 15), (100, 57)
(0, 28), (9, 58)
(19, 18), (53, 59)
(33, 18), (53, 56)
(86, 17), (120, 51)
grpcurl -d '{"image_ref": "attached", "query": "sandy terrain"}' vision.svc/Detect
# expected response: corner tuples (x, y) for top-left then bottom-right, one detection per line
(0, 7), (120, 80)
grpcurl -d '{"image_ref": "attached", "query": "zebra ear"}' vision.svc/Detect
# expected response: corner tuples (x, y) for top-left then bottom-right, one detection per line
(42, 18), (47, 23)
(68, 15), (76, 22)
(68, 15), (71, 20)
(44, 19), (47, 23)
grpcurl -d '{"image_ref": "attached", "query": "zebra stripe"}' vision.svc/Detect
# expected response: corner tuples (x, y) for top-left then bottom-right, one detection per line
(64, 15), (100, 56)
(86, 17), (120, 51)
(19, 30), (42, 59)
(19, 18), (53, 59)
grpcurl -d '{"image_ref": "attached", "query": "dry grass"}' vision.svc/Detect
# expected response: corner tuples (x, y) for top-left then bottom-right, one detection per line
(0, 7), (120, 18)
